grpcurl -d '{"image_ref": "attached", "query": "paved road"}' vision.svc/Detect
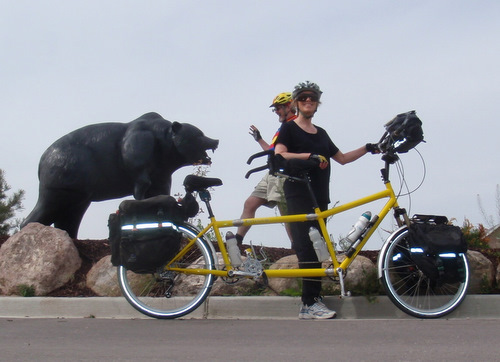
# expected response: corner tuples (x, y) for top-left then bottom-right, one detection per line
(1, 318), (497, 361)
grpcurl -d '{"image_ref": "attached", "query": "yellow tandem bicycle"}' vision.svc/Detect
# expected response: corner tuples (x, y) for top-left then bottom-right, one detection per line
(116, 112), (469, 319)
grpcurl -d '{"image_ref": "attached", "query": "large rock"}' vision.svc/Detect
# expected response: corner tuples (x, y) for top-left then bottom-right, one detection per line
(343, 255), (377, 286)
(79, 248), (500, 297)
(0, 223), (82, 295)
(86, 255), (122, 296)
(467, 250), (495, 294)
(266, 254), (377, 296)
(86, 255), (152, 297)
(267, 254), (300, 295)
(175, 252), (260, 296)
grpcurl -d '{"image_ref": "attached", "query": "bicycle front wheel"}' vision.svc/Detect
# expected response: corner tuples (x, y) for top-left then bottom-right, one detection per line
(118, 223), (215, 319)
(380, 227), (469, 319)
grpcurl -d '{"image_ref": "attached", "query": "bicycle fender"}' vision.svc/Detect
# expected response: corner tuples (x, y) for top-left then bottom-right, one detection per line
(377, 225), (408, 279)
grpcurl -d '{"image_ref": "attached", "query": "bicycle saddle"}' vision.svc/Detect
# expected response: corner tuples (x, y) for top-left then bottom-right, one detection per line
(183, 174), (223, 192)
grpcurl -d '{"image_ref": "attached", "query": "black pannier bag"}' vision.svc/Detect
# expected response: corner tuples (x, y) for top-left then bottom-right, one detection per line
(408, 214), (467, 285)
(108, 193), (199, 274)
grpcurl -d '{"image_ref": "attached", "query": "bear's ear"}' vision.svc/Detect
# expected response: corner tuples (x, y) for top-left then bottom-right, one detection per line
(172, 121), (182, 133)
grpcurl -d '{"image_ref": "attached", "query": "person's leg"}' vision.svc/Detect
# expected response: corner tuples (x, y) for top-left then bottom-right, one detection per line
(277, 202), (294, 246)
(265, 175), (294, 245)
(235, 173), (270, 244)
(236, 195), (267, 242)
(287, 208), (335, 319)
(289, 220), (322, 306)
(285, 196), (322, 306)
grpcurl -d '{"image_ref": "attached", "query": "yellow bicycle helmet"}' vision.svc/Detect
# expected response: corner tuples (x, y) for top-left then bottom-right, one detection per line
(269, 92), (293, 107)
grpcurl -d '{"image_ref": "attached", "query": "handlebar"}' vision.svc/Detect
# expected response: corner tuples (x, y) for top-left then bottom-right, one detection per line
(245, 150), (274, 179)
(246, 149), (273, 165)
(245, 149), (320, 180)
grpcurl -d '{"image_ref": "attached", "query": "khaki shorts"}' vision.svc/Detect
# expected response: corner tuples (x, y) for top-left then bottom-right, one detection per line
(250, 172), (285, 208)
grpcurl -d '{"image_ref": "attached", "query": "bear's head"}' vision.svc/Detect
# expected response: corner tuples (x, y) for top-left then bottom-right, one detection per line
(171, 122), (219, 165)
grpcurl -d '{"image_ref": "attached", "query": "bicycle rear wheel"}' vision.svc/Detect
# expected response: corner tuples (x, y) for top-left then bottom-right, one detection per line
(118, 223), (215, 319)
(379, 227), (469, 318)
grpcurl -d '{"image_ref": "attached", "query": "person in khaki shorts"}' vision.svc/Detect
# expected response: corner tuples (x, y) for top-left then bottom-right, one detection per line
(234, 92), (297, 246)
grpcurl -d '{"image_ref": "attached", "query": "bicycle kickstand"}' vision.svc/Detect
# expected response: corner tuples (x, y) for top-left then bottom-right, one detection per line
(336, 268), (351, 298)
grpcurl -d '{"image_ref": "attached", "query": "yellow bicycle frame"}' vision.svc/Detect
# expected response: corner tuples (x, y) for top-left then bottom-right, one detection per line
(166, 179), (403, 279)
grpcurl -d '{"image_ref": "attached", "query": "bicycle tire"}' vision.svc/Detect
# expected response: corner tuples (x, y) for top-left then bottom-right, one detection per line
(379, 227), (469, 319)
(118, 222), (215, 319)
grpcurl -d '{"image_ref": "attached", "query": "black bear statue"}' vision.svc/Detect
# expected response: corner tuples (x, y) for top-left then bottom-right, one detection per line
(21, 112), (218, 238)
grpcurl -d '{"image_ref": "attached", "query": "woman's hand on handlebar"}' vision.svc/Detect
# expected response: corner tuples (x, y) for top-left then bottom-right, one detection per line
(365, 143), (380, 154)
(308, 153), (329, 169)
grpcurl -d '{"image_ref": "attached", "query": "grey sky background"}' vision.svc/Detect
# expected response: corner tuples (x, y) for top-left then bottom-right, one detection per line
(2, 1), (499, 250)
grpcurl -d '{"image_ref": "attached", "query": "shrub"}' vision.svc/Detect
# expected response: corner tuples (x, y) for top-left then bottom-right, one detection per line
(462, 219), (490, 250)
(17, 284), (36, 297)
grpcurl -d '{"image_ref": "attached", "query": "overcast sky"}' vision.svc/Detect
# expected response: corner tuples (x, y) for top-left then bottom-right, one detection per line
(1, 1), (499, 250)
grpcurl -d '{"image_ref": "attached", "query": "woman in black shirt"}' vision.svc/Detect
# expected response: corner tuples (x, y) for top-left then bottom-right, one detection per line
(275, 81), (377, 319)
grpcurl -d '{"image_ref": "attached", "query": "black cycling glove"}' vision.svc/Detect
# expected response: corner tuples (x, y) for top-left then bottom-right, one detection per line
(308, 154), (328, 164)
(365, 143), (379, 154)
(250, 128), (262, 142)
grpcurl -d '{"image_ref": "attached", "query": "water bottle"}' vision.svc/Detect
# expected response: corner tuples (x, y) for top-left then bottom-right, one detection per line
(339, 211), (372, 252)
(309, 227), (330, 262)
(226, 231), (243, 267)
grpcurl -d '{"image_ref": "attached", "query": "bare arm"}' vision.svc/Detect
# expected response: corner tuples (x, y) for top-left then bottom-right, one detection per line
(258, 139), (271, 151)
(332, 145), (368, 165)
(275, 144), (370, 168)
(274, 143), (311, 160)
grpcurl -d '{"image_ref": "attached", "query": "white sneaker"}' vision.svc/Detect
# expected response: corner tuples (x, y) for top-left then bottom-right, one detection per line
(299, 300), (337, 320)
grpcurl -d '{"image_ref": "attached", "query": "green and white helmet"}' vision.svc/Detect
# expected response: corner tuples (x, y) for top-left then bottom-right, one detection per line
(292, 81), (323, 100)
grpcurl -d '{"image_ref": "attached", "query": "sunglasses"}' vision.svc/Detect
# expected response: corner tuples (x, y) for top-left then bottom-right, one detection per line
(297, 94), (319, 102)
(272, 105), (286, 113)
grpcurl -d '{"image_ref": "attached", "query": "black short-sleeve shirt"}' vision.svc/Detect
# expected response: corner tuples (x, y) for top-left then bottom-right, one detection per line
(276, 120), (339, 205)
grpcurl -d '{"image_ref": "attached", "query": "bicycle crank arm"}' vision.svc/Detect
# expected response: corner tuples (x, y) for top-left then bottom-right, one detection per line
(337, 268), (351, 298)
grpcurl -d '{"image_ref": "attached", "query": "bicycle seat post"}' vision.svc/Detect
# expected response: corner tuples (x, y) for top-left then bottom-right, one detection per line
(198, 189), (215, 218)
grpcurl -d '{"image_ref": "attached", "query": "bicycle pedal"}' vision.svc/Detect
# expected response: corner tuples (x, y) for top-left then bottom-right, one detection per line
(339, 290), (352, 298)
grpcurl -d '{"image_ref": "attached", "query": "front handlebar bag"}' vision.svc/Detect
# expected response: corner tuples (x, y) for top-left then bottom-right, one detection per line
(384, 110), (424, 153)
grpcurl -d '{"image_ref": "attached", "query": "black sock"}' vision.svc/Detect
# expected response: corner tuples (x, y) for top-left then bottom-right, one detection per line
(235, 233), (244, 246)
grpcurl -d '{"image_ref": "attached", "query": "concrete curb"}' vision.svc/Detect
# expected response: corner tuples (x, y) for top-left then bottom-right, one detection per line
(0, 295), (498, 320)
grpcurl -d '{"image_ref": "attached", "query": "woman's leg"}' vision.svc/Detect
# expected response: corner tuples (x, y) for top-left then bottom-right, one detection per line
(286, 196), (322, 306)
